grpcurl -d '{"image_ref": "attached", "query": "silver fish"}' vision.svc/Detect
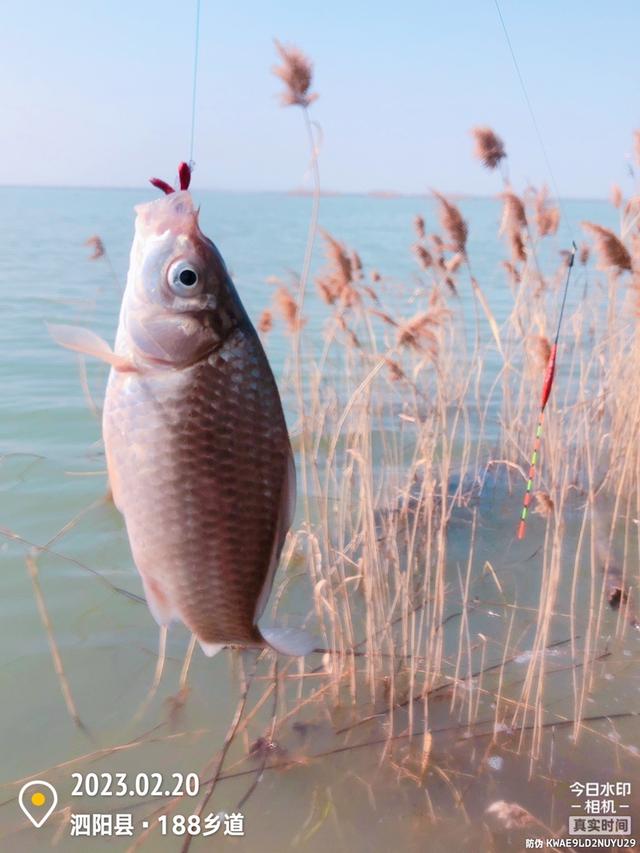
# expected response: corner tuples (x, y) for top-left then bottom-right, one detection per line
(50, 189), (313, 657)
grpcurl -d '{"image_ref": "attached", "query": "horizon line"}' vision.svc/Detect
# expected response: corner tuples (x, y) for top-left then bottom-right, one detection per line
(0, 183), (611, 204)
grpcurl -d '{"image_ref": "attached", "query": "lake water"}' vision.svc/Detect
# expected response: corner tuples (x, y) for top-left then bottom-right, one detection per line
(1, 187), (638, 851)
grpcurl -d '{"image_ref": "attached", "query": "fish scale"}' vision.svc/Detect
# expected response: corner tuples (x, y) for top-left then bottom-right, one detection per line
(104, 327), (289, 647)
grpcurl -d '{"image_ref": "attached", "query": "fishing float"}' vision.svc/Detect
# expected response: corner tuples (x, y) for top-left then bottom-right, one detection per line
(517, 241), (577, 540)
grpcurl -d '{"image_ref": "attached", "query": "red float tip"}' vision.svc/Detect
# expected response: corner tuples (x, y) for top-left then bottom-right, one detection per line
(517, 520), (527, 540)
(149, 177), (175, 195)
(178, 161), (191, 190)
(149, 163), (192, 196)
(540, 343), (558, 410)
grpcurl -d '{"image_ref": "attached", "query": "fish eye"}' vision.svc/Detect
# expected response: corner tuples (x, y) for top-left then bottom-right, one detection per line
(168, 260), (201, 296)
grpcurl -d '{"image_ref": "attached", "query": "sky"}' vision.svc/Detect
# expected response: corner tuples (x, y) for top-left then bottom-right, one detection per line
(1, 0), (638, 197)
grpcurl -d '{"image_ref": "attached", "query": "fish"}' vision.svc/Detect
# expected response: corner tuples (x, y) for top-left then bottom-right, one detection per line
(49, 171), (314, 657)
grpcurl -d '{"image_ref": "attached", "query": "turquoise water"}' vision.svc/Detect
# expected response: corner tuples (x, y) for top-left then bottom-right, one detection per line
(1, 188), (636, 852)
(0, 187), (612, 463)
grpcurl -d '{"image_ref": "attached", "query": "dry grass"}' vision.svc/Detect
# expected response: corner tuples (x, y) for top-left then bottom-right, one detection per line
(471, 126), (507, 170)
(274, 284), (303, 333)
(582, 222), (633, 272)
(4, 40), (640, 851)
(85, 235), (105, 260)
(533, 187), (560, 237)
(432, 191), (468, 254)
(272, 40), (317, 108)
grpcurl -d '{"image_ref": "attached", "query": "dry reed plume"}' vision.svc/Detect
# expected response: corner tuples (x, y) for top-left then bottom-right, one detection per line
(315, 230), (360, 307)
(533, 187), (560, 237)
(500, 190), (527, 262)
(274, 284), (302, 332)
(9, 40), (640, 850)
(471, 126), (507, 170)
(257, 308), (273, 335)
(272, 40), (318, 108)
(432, 191), (468, 254)
(85, 235), (105, 260)
(412, 243), (433, 271)
(528, 334), (552, 370)
(611, 183), (623, 208)
(582, 222), (633, 272)
(396, 291), (450, 358)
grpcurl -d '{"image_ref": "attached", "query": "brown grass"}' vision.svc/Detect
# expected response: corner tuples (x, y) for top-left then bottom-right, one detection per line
(396, 294), (449, 357)
(315, 230), (360, 306)
(413, 243), (433, 271)
(611, 183), (623, 208)
(582, 222), (632, 272)
(258, 308), (273, 335)
(529, 334), (552, 370)
(85, 235), (105, 260)
(471, 126), (506, 170)
(432, 191), (468, 254)
(272, 40), (318, 108)
(500, 190), (527, 233)
(13, 42), (640, 849)
(274, 285), (302, 332)
(534, 187), (560, 237)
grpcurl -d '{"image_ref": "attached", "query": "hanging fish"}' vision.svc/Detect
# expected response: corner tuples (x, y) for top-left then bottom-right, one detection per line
(50, 164), (314, 657)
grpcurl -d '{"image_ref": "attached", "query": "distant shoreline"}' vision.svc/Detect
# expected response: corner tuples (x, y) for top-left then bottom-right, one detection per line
(0, 184), (610, 203)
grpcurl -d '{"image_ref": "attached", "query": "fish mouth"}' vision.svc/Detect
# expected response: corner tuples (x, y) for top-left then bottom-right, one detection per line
(134, 191), (202, 241)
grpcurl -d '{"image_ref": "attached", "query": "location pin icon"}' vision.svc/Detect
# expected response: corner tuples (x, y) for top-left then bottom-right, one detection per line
(18, 781), (58, 828)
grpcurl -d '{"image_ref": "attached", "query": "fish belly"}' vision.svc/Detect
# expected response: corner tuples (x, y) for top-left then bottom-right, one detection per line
(103, 329), (291, 647)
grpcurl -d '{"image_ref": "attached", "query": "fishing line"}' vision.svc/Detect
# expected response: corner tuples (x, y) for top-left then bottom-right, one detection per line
(516, 241), (576, 540)
(492, 1), (580, 539)
(188, 0), (202, 168)
(151, 0), (200, 192)
(492, 0), (574, 239)
(552, 241), (576, 349)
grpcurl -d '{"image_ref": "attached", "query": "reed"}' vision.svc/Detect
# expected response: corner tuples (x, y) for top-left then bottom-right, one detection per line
(256, 92), (640, 778)
(4, 47), (639, 850)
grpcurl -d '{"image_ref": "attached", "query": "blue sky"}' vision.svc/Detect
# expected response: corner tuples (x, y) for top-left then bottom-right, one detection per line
(1, 1), (638, 197)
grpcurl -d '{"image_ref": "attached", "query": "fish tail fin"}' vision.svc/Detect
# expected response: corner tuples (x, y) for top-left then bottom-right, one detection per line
(260, 627), (317, 656)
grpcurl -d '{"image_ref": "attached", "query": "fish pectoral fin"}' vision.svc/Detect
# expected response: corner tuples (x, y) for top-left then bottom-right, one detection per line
(198, 640), (225, 658)
(47, 323), (135, 372)
(260, 627), (317, 656)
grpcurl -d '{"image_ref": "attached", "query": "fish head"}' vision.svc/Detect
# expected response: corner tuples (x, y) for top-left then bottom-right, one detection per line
(120, 191), (237, 366)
